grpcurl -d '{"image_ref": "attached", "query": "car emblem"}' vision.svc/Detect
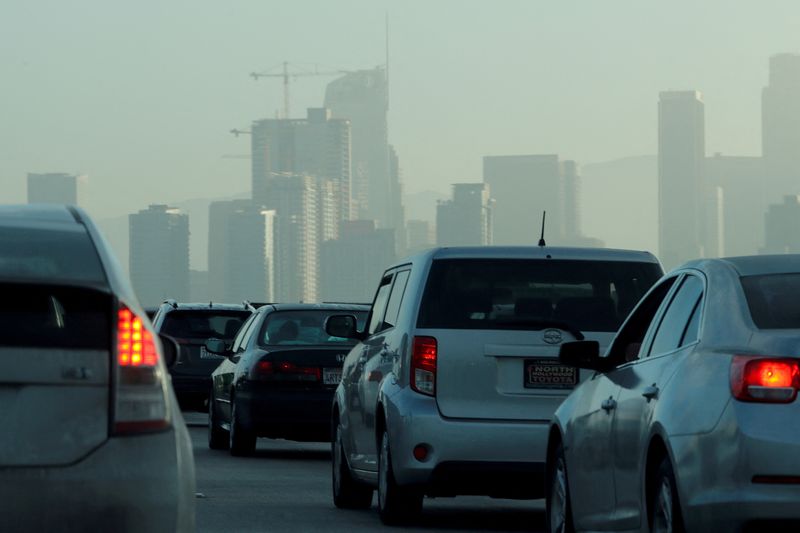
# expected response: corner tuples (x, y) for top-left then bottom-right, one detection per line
(336, 353), (346, 363)
(543, 329), (563, 345)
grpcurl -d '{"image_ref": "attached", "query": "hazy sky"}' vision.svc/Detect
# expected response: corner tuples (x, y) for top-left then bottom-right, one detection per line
(2, 0), (799, 221)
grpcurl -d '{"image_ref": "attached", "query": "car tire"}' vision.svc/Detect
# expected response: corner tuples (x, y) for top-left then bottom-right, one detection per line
(207, 388), (229, 450)
(546, 442), (575, 533)
(332, 422), (373, 509)
(377, 429), (422, 525)
(229, 397), (256, 457)
(649, 457), (685, 533)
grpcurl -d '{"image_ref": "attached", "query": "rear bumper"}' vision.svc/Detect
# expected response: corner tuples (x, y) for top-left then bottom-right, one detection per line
(385, 388), (549, 498)
(237, 383), (335, 441)
(0, 421), (195, 533)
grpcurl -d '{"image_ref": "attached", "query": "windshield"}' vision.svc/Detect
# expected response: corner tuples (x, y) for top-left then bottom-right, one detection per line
(260, 310), (368, 346)
(741, 273), (800, 329)
(418, 259), (662, 332)
(160, 310), (250, 340)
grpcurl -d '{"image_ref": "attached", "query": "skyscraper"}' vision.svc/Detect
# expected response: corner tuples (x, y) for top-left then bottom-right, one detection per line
(208, 200), (276, 303)
(436, 183), (494, 246)
(406, 219), (434, 254)
(762, 195), (800, 254)
(27, 173), (86, 205)
(251, 108), (351, 221)
(658, 91), (705, 269)
(762, 53), (800, 203)
(129, 205), (190, 307)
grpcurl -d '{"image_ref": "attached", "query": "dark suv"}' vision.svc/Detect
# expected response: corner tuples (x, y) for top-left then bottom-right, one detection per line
(152, 300), (252, 410)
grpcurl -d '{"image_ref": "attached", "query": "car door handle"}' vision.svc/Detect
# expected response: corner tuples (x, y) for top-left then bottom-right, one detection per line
(601, 397), (617, 412)
(642, 384), (659, 401)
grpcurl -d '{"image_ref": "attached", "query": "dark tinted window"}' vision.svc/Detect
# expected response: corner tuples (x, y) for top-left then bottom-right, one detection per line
(417, 259), (662, 332)
(160, 310), (250, 340)
(0, 284), (111, 349)
(260, 310), (368, 346)
(649, 275), (703, 356)
(381, 270), (411, 331)
(0, 226), (106, 284)
(368, 275), (394, 335)
(231, 313), (258, 352)
(680, 298), (702, 347)
(741, 273), (800, 329)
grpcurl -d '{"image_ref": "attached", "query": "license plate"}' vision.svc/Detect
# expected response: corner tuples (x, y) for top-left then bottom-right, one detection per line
(199, 346), (222, 360)
(524, 359), (577, 389)
(323, 368), (342, 385)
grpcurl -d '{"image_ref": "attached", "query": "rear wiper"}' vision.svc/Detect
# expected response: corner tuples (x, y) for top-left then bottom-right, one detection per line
(492, 319), (585, 341)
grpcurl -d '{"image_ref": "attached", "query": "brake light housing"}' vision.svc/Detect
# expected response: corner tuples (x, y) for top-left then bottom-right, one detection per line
(113, 304), (170, 434)
(731, 356), (800, 403)
(411, 336), (437, 396)
(251, 359), (321, 382)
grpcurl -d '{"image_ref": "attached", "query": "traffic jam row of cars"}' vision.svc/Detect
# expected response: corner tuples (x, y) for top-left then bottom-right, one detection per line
(2, 204), (800, 532)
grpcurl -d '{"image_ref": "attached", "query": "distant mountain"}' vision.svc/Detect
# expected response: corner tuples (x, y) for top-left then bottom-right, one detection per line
(580, 155), (657, 253)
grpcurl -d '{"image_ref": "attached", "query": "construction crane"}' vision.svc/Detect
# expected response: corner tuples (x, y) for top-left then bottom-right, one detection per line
(249, 61), (354, 119)
(229, 128), (251, 137)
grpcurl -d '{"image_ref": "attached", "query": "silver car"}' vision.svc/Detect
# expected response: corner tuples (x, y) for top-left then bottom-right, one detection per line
(547, 255), (800, 532)
(326, 246), (662, 524)
(0, 205), (195, 532)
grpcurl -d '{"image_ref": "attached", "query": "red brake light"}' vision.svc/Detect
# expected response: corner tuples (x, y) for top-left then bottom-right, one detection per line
(251, 359), (320, 381)
(411, 336), (437, 396)
(117, 308), (158, 367)
(731, 356), (800, 403)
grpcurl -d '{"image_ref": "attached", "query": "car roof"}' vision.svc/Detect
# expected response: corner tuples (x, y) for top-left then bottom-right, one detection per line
(0, 204), (82, 228)
(717, 254), (800, 277)
(264, 303), (371, 312)
(160, 302), (253, 312)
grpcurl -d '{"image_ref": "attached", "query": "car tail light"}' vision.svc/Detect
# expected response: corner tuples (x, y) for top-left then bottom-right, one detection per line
(731, 356), (800, 403)
(113, 305), (170, 434)
(411, 336), (437, 396)
(251, 359), (320, 382)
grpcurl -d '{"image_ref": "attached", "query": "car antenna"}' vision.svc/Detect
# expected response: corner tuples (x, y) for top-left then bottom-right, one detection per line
(538, 211), (547, 247)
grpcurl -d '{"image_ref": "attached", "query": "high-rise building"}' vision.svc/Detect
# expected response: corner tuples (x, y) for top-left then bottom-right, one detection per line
(436, 183), (494, 246)
(27, 173), (86, 205)
(762, 195), (800, 253)
(251, 108), (351, 221)
(762, 54), (800, 204)
(208, 200), (276, 303)
(129, 205), (190, 307)
(406, 219), (434, 254)
(319, 220), (396, 303)
(658, 91), (706, 269)
(261, 174), (319, 303)
(388, 145), (406, 254)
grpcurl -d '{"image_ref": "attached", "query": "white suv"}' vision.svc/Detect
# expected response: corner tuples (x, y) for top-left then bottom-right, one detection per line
(326, 246), (662, 524)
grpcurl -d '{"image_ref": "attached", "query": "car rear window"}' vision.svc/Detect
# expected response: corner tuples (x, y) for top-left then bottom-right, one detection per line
(260, 310), (368, 346)
(741, 273), (800, 329)
(0, 283), (111, 349)
(0, 226), (106, 284)
(160, 310), (251, 340)
(417, 259), (662, 332)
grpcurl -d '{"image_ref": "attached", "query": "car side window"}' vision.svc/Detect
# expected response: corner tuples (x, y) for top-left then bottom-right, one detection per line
(380, 269), (411, 332)
(367, 274), (394, 336)
(231, 314), (257, 353)
(606, 276), (679, 365)
(679, 297), (702, 347)
(648, 275), (704, 356)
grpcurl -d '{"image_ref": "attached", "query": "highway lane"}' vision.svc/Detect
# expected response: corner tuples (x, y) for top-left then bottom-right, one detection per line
(186, 414), (546, 532)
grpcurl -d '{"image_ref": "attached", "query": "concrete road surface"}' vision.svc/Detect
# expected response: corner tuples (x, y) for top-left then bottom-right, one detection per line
(186, 413), (546, 532)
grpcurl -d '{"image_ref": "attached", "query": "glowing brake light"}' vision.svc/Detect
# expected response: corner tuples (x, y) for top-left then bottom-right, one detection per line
(411, 336), (437, 396)
(731, 356), (800, 403)
(117, 308), (158, 367)
(251, 359), (320, 381)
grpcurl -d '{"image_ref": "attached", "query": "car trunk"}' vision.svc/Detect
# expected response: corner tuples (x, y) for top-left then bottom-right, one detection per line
(428, 328), (613, 421)
(0, 283), (111, 467)
(258, 347), (351, 387)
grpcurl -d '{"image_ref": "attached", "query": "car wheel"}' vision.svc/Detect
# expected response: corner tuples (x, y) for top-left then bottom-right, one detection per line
(649, 457), (685, 533)
(207, 388), (229, 450)
(332, 422), (373, 509)
(377, 429), (422, 525)
(229, 397), (256, 457)
(546, 442), (575, 533)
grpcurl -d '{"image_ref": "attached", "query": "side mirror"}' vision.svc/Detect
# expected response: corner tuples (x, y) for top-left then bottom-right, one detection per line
(158, 334), (180, 369)
(205, 338), (228, 356)
(559, 340), (604, 371)
(325, 314), (361, 340)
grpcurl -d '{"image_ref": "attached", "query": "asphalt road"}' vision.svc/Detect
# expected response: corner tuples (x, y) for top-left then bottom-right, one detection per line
(186, 413), (546, 532)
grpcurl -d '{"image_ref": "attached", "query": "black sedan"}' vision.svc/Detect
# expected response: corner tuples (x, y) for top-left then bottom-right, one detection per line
(206, 303), (369, 456)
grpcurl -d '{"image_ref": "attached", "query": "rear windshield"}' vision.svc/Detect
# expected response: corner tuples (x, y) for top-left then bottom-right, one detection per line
(741, 273), (800, 329)
(0, 226), (106, 284)
(160, 310), (251, 340)
(260, 310), (368, 346)
(417, 259), (662, 332)
(0, 284), (111, 349)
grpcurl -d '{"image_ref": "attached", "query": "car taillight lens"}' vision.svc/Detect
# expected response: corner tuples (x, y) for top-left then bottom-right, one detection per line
(731, 356), (800, 403)
(251, 359), (320, 381)
(113, 305), (170, 434)
(411, 336), (437, 396)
